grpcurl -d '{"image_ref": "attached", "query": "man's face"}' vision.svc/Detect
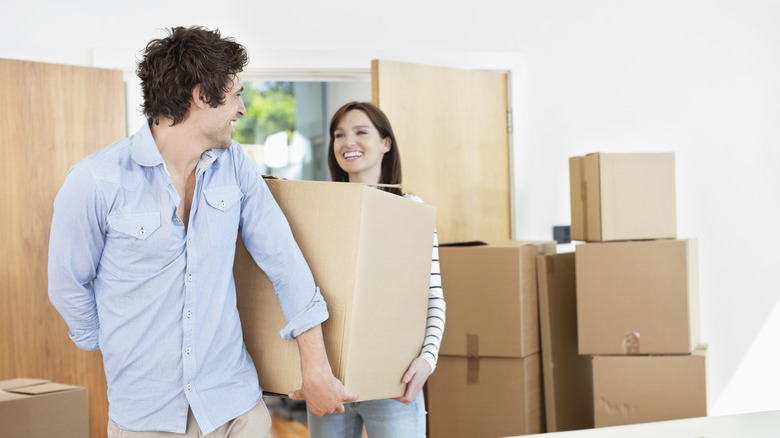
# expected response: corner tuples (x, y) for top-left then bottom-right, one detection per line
(204, 73), (246, 149)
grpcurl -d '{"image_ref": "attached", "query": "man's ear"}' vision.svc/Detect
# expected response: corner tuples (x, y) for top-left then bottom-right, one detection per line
(191, 84), (208, 109)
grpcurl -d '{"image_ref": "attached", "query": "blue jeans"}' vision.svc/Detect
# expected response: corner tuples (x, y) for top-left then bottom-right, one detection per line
(307, 393), (426, 438)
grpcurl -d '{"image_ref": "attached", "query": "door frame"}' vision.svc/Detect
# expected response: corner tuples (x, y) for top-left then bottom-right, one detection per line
(94, 49), (529, 239)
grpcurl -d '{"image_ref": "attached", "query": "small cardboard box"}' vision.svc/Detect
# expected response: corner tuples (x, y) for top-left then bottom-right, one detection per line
(234, 179), (436, 401)
(576, 238), (700, 355)
(536, 252), (594, 432)
(569, 152), (677, 242)
(438, 241), (554, 358)
(592, 346), (708, 427)
(427, 354), (543, 438)
(0, 378), (88, 438)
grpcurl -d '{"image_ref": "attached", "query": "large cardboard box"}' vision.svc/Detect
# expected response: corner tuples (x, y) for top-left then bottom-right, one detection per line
(438, 241), (554, 358)
(234, 179), (436, 401)
(427, 354), (543, 438)
(592, 346), (708, 427)
(0, 378), (88, 438)
(576, 238), (700, 355)
(536, 252), (594, 432)
(569, 152), (677, 242)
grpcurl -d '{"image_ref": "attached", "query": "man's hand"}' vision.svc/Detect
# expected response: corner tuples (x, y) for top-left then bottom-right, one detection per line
(288, 368), (358, 416)
(392, 357), (432, 405)
(290, 324), (358, 416)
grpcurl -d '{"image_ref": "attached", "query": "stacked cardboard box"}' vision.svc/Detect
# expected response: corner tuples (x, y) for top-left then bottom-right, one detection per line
(569, 152), (707, 428)
(427, 241), (553, 438)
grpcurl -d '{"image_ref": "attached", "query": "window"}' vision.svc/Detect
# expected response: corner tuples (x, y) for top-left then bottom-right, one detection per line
(234, 80), (370, 181)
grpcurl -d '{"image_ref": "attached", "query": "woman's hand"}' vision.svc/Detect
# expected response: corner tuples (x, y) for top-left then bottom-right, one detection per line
(393, 357), (432, 405)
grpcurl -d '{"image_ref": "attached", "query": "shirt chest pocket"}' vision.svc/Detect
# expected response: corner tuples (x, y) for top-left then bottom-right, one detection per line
(105, 212), (164, 272)
(203, 185), (242, 248)
(108, 212), (161, 240)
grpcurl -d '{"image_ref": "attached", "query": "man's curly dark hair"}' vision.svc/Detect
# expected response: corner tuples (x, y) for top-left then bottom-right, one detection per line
(136, 26), (249, 126)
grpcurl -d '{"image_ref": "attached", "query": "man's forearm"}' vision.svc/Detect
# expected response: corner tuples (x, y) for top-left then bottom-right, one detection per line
(291, 324), (358, 415)
(296, 324), (332, 379)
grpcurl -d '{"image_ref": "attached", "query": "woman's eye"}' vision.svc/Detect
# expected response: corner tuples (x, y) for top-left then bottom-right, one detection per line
(334, 133), (344, 138)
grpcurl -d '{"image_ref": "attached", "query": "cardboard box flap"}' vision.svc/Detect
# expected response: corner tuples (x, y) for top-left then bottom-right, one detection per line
(0, 378), (48, 391)
(489, 240), (557, 255)
(440, 241), (488, 247)
(0, 391), (27, 402)
(6, 382), (80, 395)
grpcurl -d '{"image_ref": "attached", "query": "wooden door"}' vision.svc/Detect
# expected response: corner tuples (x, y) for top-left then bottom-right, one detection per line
(0, 58), (126, 438)
(372, 59), (510, 244)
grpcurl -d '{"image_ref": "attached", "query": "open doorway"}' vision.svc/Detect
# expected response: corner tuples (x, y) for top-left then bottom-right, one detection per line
(234, 80), (370, 181)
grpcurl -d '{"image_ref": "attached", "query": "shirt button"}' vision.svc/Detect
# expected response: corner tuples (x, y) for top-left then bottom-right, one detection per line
(139, 228), (146, 236)
(188, 275), (193, 282)
(186, 383), (192, 389)
(174, 218), (181, 223)
(187, 238), (192, 246)
(186, 311), (192, 318)
(185, 347), (191, 353)
(221, 200), (226, 208)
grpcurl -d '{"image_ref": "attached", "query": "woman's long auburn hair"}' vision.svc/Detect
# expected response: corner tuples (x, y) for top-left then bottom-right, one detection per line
(327, 102), (402, 196)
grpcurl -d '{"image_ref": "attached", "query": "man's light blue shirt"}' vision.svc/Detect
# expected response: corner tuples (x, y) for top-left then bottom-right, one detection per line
(48, 122), (328, 434)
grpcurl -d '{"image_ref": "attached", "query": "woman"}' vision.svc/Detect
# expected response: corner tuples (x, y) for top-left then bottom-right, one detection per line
(306, 102), (445, 438)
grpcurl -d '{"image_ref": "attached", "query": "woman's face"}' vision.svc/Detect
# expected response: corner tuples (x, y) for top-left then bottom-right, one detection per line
(332, 109), (391, 184)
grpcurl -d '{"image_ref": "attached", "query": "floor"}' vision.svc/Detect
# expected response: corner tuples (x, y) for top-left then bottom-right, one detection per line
(270, 414), (309, 438)
(267, 396), (309, 438)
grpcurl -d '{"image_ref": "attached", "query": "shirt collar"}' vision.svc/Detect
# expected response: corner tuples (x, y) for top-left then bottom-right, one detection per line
(130, 121), (229, 172)
(130, 121), (165, 167)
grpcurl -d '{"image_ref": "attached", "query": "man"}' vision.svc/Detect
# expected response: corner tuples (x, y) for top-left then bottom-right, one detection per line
(48, 26), (357, 437)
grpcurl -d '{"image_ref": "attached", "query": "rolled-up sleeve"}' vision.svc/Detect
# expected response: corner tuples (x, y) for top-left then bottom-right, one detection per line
(235, 147), (328, 340)
(48, 165), (105, 351)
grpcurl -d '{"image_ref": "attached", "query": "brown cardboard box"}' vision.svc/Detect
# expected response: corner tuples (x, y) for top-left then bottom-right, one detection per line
(0, 378), (88, 438)
(536, 252), (594, 432)
(428, 241), (550, 437)
(438, 241), (554, 358)
(576, 238), (700, 355)
(569, 152), (677, 242)
(593, 346), (708, 427)
(234, 179), (436, 401)
(427, 354), (543, 438)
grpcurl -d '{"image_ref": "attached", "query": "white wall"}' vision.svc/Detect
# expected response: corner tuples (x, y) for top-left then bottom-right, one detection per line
(2, 0), (778, 417)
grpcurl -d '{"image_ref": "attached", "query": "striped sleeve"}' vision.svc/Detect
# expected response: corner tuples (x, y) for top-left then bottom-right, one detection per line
(419, 229), (445, 373)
